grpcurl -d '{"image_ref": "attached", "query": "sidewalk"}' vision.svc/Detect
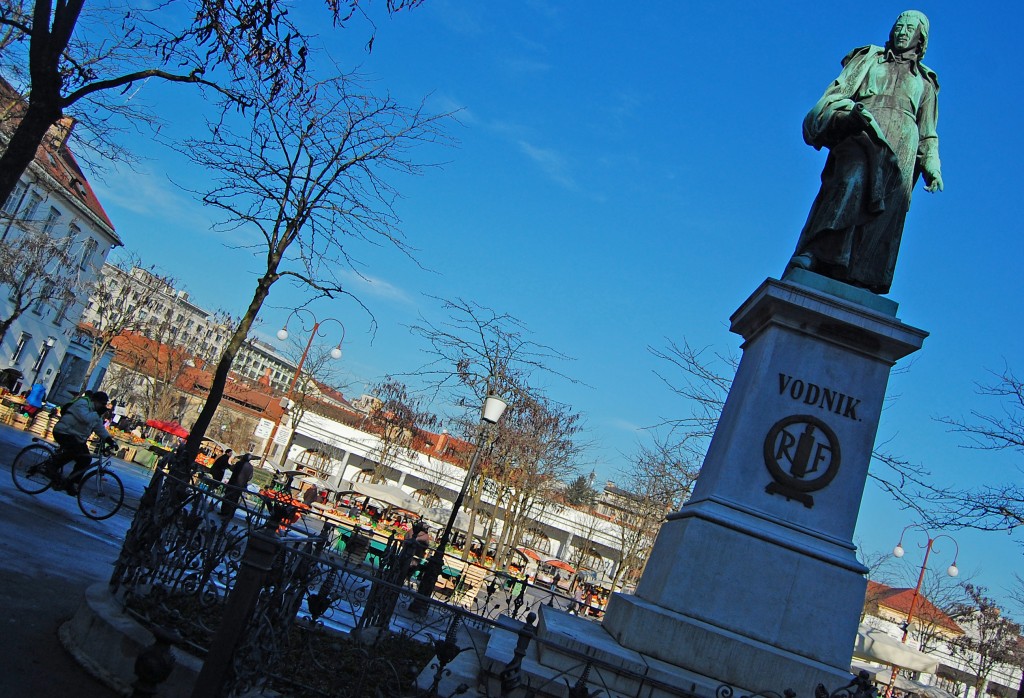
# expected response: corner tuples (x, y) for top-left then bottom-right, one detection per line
(0, 423), (154, 696)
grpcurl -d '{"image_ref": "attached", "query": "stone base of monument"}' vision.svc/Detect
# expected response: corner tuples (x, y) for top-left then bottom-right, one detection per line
(471, 604), (855, 698)
(596, 272), (926, 695)
(473, 606), (725, 698)
(602, 538), (862, 694)
(466, 273), (927, 697)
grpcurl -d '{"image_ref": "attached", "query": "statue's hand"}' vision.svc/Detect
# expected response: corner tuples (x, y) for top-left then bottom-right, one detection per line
(851, 102), (874, 125)
(924, 169), (944, 193)
(827, 107), (868, 143)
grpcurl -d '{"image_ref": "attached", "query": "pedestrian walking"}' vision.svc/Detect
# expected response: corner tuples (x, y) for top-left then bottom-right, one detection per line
(571, 586), (585, 615)
(220, 453), (256, 518)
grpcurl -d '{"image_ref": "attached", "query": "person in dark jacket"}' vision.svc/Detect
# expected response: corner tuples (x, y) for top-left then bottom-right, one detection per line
(208, 449), (233, 483)
(49, 391), (115, 494)
(220, 453), (256, 518)
(398, 521), (432, 581)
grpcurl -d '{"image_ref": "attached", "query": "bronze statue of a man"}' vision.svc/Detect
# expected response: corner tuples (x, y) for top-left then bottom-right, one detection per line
(785, 11), (942, 295)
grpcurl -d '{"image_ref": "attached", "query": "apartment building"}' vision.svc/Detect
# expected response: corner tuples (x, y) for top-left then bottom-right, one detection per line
(83, 263), (300, 394)
(0, 78), (122, 403)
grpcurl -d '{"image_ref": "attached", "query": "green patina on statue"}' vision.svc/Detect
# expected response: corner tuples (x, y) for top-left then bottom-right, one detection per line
(786, 11), (942, 295)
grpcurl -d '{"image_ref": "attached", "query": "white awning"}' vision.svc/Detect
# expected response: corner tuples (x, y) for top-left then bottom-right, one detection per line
(852, 625), (939, 674)
(341, 481), (426, 516)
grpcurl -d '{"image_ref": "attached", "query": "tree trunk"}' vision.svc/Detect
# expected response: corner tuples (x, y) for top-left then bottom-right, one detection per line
(181, 274), (275, 466)
(0, 100), (60, 207)
(0, 310), (22, 345)
(0, 0), (80, 205)
(79, 335), (108, 390)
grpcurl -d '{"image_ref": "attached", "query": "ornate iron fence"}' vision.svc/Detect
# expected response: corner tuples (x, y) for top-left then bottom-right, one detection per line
(108, 463), (871, 698)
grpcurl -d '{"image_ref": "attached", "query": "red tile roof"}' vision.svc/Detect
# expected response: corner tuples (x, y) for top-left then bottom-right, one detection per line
(866, 580), (963, 635)
(0, 76), (117, 235)
(107, 329), (480, 464)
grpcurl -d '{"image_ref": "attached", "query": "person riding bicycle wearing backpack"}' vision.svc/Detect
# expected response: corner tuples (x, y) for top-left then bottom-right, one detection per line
(48, 391), (117, 495)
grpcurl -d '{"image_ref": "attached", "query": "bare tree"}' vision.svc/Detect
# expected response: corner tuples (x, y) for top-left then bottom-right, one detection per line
(406, 298), (582, 567)
(487, 393), (585, 570)
(0, 0), (425, 205)
(949, 585), (1024, 698)
(269, 339), (349, 466)
(103, 308), (231, 423)
(568, 512), (611, 576)
(611, 436), (700, 589)
(79, 254), (174, 388)
(175, 71), (450, 467)
(910, 568), (972, 653)
(923, 368), (1024, 531)
(407, 297), (577, 413)
(104, 335), (191, 422)
(364, 376), (438, 483)
(0, 224), (77, 342)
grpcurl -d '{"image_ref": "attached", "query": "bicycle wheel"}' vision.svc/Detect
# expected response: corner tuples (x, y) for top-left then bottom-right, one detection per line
(11, 443), (56, 494)
(77, 468), (125, 520)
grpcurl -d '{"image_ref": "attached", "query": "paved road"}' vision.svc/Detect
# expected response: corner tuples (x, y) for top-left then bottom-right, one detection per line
(0, 424), (152, 696)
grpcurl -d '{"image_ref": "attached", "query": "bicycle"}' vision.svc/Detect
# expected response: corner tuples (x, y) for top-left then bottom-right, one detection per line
(10, 438), (125, 520)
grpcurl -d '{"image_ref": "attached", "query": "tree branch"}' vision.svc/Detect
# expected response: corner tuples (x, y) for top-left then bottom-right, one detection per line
(61, 67), (236, 108)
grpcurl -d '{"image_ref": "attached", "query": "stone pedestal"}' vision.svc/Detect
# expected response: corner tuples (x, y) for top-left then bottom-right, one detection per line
(600, 273), (927, 694)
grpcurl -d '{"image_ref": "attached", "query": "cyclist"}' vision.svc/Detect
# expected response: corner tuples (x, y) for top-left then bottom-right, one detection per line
(48, 391), (117, 495)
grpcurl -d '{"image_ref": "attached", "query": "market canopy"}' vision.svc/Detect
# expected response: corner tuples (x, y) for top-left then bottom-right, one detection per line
(344, 481), (426, 516)
(295, 475), (337, 492)
(516, 547), (544, 562)
(145, 419), (189, 439)
(422, 507), (490, 537)
(544, 559), (576, 574)
(852, 624), (939, 674)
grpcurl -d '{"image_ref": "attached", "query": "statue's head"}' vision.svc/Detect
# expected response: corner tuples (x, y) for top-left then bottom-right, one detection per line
(889, 10), (930, 57)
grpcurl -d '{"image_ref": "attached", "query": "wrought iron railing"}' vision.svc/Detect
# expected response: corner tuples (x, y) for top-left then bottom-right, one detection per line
(108, 462), (872, 698)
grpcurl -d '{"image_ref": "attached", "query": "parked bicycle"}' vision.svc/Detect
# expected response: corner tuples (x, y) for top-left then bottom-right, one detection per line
(10, 438), (125, 520)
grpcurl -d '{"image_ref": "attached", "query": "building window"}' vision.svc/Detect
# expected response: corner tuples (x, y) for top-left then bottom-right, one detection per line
(32, 282), (53, 316)
(42, 206), (61, 234)
(30, 338), (54, 375)
(53, 294), (74, 325)
(22, 191), (43, 221)
(1, 182), (26, 216)
(79, 238), (98, 270)
(11, 332), (31, 364)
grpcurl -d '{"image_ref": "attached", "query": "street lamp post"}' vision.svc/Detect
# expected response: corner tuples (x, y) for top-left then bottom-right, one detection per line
(883, 524), (960, 698)
(413, 393), (508, 611)
(260, 309), (345, 467)
(30, 336), (56, 386)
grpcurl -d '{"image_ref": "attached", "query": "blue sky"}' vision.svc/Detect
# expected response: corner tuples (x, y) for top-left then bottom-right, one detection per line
(85, 3), (1022, 608)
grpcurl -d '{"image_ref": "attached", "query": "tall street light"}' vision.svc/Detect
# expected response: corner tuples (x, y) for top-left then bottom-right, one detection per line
(30, 336), (56, 386)
(883, 524), (960, 698)
(413, 393), (509, 610)
(260, 309), (345, 466)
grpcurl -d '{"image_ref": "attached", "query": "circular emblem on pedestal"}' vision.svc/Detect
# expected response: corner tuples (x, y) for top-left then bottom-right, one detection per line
(763, 414), (841, 508)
